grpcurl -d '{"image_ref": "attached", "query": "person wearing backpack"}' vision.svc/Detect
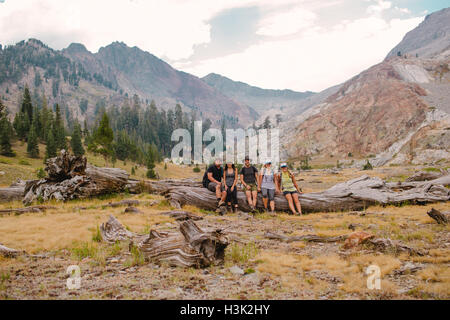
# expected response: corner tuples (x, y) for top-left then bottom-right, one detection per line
(278, 163), (303, 215)
(258, 160), (280, 215)
(240, 156), (258, 212)
(203, 159), (227, 208)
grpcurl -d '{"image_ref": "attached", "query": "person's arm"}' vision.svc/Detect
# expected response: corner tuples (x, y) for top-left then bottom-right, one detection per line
(208, 169), (221, 185)
(275, 173), (281, 193)
(254, 168), (258, 187)
(292, 174), (302, 193)
(240, 169), (248, 189)
(258, 171), (262, 191)
(223, 170), (228, 190)
(232, 169), (238, 189)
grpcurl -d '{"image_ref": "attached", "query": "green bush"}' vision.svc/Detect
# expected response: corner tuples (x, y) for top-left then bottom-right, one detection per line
(193, 165), (201, 173)
(363, 159), (373, 171)
(36, 168), (46, 179)
(19, 159), (31, 166)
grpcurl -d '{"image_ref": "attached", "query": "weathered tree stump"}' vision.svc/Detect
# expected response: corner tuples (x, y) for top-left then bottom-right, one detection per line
(99, 215), (228, 268)
(22, 150), (131, 205)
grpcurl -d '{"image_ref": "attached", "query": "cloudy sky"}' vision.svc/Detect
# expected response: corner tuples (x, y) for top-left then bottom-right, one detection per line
(0, 0), (448, 92)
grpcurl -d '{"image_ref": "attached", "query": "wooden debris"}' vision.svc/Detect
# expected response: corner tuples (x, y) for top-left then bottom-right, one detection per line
(99, 215), (228, 268)
(365, 238), (424, 256)
(160, 210), (203, 221)
(124, 207), (141, 214)
(265, 232), (348, 243)
(427, 208), (449, 225)
(0, 187), (24, 202)
(405, 171), (445, 182)
(0, 205), (57, 216)
(106, 200), (140, 208)
(0, 243), (24, 258)
(23, 150), (131, 205)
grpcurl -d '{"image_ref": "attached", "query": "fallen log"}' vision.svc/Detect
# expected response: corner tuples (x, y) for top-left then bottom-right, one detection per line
(266, 231), (423, 255)
(405, 171), (445, 182)
(161, 210), (203, 221)
(0, 243), (24, 258)
(0, 205), (57, 216)
(162, 175), (450, 213)
(0, 187), (24, 202)
(427, 208), (449, 225)
(99, 215), (228, 268)
(265, 232), (348, 243)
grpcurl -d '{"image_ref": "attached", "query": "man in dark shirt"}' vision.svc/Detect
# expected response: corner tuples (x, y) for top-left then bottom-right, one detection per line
(240, 156), (258, 211)
(207, 159), (227, 207)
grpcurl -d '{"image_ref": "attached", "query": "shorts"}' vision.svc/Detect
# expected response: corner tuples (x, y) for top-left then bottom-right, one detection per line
(261, 188), (275, 201)
(244, 183), (258, 192)
(208, 182), (224, 193)
(283, 191), (298, 196)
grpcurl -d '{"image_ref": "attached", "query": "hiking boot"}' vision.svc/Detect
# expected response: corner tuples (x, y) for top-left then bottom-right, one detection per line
(227, 205), (232, 213)
(233, 207), (238, 213)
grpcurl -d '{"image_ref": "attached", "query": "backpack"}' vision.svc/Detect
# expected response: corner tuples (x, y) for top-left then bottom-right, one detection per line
(202, 170), (209, 188)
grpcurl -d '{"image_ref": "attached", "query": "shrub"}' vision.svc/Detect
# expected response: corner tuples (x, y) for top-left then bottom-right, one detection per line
(19, 159), (31, 166)
(193, 165), (201, 173)
(36, 168), (46, 179)
(363, 159), (373, 171)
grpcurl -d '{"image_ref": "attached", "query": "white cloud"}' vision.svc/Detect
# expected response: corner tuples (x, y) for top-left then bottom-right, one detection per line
(0, 0), (257, 60)
(176, 15), (423, 92)
(367, 0), (392, 14)
(256, 7), (317, 37)
(394, 6), (411, 14)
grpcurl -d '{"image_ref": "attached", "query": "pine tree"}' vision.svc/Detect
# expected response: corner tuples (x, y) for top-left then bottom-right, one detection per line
(27, 122), (39, 158)
(146, 145), (157, 179)
(70, 122), (85, 156)
(45, 129), (57, 160)
(0, 100), (14, 157)
(90, 112), (114, 163)
(21, 87), (33, 124)
(53, 104), (66, 151)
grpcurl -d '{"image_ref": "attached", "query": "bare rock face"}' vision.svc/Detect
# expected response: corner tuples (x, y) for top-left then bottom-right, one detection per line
(23, 150), (130, 205)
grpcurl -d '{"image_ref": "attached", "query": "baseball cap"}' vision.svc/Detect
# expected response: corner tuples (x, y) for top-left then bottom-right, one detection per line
(245, 156), (250, 161)
(280, 163), (288, 168)
(265, 159), (272, 164)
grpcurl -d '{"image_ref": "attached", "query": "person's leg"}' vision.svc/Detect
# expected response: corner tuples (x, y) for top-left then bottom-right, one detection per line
(293, 193), (302, 215)
(252, 190), (258, 208)
(262, 188), (268, 210)
(215, 184), (221, 200)
(284, 193), (296, 215)
(245, 190), (252, 206)
(269, 189), (275, 212)
(232, 188), (238, 212)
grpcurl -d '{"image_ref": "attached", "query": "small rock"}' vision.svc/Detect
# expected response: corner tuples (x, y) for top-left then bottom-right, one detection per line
(367, 224), (378, 230)
(229, 266), (244, 276)
(0, 171), (5, 176)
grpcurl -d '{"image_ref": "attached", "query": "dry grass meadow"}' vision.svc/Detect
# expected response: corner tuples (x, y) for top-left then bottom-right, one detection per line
(0, 148), (449, 300)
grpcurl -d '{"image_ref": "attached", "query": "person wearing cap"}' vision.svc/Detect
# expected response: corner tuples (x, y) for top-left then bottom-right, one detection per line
(207, 159), (227, 208)
(278, 163), (303, 215)
(240, 156), (259, 212)
(223, 161), (239, 213)
(258, 160), (280, 215)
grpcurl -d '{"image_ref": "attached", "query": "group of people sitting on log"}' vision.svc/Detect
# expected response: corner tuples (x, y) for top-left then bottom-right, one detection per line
(203, 157), (303, 215)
